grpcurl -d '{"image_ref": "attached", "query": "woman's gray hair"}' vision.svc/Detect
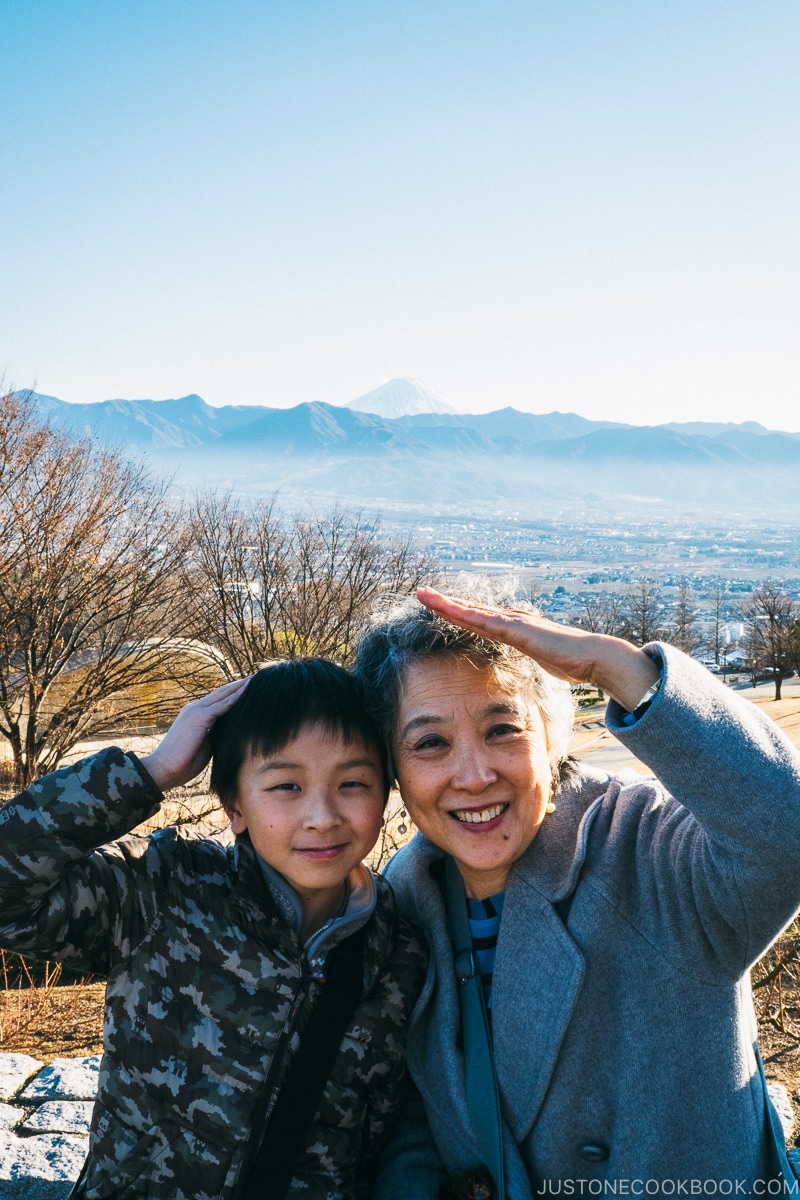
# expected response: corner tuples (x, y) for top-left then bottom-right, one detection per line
(354, 575), (577, 788)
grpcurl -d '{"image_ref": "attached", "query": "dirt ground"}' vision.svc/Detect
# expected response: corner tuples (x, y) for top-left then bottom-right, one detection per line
(0, 982), (106, 1060)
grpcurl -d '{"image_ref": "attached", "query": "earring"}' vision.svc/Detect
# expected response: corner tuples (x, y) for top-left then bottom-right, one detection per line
(545, 801), (556, 814)
(397, 808), (408, 835)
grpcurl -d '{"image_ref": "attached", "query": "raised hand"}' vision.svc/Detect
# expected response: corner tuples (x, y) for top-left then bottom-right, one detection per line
(416, 587), (660, 712)
(139, 677), (251, 793)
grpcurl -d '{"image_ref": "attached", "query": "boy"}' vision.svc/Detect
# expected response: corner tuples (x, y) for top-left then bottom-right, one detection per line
(0, 659), (427, 1200)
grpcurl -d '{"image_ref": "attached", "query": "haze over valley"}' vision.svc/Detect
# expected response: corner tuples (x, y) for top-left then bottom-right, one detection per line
(33, 379), (800, 526)
(30, 380), (800, 622)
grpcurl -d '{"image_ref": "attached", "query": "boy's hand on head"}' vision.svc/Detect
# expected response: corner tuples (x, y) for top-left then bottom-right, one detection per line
(139, 677), (251, 793)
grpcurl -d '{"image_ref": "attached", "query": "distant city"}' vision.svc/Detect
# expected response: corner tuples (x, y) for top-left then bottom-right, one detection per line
(378, 506), (800, 630)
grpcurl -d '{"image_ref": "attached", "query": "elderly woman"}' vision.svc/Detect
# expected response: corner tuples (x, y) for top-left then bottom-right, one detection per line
(354, 583), (800, 1199)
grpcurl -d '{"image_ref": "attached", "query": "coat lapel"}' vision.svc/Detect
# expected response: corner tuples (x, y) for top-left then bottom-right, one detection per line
(489, 772), (610, 1142)
(386, 768), (612, 1157)
(492, 877), (585, 1143)
(398, 852), (586, 1165)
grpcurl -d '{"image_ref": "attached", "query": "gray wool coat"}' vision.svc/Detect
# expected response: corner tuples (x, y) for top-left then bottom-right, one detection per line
(375, 644), (800, 1199)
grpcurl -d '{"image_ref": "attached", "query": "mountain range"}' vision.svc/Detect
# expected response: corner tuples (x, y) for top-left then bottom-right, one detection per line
(25, 384), (800, 519)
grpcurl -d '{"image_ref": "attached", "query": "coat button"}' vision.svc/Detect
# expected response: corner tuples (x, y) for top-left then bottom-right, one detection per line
(578, 1144), (609, 1163)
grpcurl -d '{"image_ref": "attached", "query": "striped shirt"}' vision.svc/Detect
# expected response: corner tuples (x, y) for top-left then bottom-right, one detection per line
(466, 891), (505, 1019)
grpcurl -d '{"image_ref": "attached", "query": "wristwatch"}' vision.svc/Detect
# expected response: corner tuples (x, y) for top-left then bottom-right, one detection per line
(630, 673), (663, 719)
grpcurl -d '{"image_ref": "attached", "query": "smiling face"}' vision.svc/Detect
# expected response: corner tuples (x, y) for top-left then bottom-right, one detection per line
(228, 722), (386, 936)
(393, 655), (552, 899)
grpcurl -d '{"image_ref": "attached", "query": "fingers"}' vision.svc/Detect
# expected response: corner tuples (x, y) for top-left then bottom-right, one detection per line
(179, 677), (252, 729)
(417, 587), (656, 703)
(416, 588), (541, 650)
(144, 677), (251, 792)
(417, 587), (506, 626)
(193, 676), (252, 713)
(415, 587), (588, 682)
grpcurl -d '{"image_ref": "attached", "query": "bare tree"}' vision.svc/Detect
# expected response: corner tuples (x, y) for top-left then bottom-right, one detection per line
(790, 619), (800, 681)
(178, 493), (292, 677)
(705, 578), (730, 668)
(571, 592), (627, 700)
(668, 577), (702, 654)
(0, 398), (193, 787)
(740, 582), (798, 701)
(742, 622), (766, 691)
(0, 391), (52, 573)
(576, 592), (627, 636)
(181, 494), (434, 675)
(623, 577), (670, 645)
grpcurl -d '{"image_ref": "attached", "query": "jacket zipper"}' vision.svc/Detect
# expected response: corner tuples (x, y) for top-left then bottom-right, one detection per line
(230, 966), (316, 1199)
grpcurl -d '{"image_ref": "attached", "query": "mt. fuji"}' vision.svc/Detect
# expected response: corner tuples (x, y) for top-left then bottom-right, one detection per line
(345, 377), (456, 418)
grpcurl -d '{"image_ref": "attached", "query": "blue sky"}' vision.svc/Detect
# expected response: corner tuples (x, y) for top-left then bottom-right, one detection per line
(3, 0), (799, 428)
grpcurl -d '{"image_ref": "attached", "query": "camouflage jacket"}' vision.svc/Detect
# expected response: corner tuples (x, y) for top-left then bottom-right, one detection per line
(0, 748), (428, 1200)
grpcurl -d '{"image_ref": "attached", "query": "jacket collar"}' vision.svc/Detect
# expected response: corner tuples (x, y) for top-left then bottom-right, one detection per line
(229, 835), (382, 984)
(511, 762), (611, 901)
(227, 836), (287, 939)
(254, 852), (377, 970)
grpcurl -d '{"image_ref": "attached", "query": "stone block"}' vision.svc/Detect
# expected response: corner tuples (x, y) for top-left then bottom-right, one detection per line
(0, 1100), (28, 1130)
(19, 1056), (101, 1102)
(21, 1101), (94, 1136)
(768, 1081), (795, 1141)
(0, 1185), (75, 1200)
(0, 1053), (44, 1101)
(0, 1129), (87, 1182)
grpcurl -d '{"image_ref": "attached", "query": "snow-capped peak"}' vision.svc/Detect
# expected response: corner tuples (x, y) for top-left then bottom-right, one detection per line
(346, 377), (456, 419)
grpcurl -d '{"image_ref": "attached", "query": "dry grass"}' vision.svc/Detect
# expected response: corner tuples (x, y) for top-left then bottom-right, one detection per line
(752, 921), (800, 1094)
(0, 948), (106, 1061)
(0, 981), (106, 1062)
(0, 952), (66, 1048)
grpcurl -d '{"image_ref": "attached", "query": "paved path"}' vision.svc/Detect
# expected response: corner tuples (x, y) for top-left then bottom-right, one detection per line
(571, 676), (800, 776)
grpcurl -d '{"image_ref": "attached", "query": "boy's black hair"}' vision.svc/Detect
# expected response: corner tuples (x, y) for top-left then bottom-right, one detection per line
(209, 657), (391, 807)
